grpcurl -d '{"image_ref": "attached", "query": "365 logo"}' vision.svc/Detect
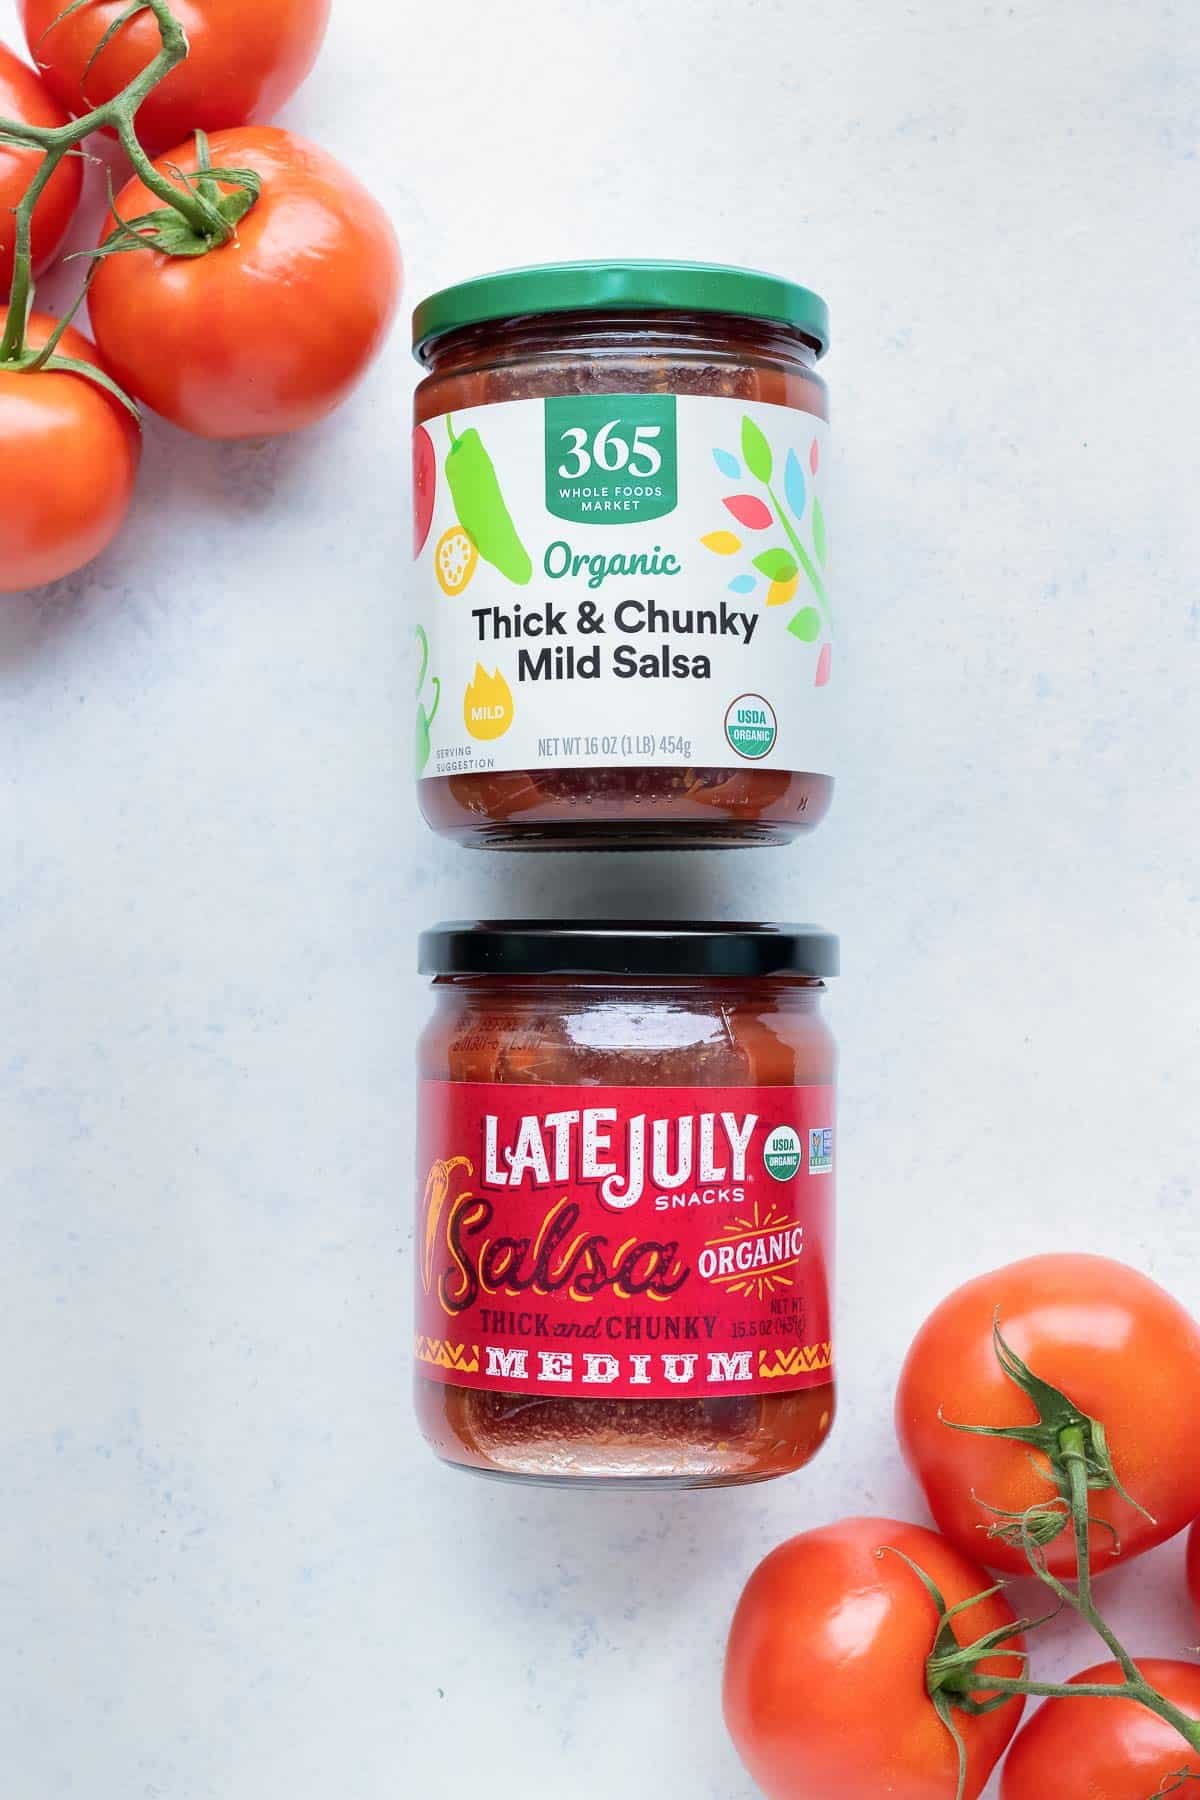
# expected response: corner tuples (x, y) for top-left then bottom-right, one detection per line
(545, 393), (678, 524)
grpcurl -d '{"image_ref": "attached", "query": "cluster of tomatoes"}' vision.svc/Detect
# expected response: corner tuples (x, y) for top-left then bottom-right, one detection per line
(724, 1254), (1200, 1799)
(0, 1), (401, 591)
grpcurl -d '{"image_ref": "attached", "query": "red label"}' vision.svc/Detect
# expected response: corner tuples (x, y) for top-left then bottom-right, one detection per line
(415, 1082), (835, 1400)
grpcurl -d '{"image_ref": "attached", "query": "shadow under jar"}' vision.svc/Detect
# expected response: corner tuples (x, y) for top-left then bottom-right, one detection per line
(414, 922), (839, 1488)
(412, 262), (835, 849)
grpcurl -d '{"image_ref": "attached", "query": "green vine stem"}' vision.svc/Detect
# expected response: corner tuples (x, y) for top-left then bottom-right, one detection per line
(0, 0), (259, 377)
(991, 1491), (1200, 1753)
(908, 1530), (1200, 1799)
(915, 1326), (1200, 1797)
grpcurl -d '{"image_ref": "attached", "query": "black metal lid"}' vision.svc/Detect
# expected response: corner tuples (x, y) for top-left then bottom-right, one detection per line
(419, 921), (839, 980)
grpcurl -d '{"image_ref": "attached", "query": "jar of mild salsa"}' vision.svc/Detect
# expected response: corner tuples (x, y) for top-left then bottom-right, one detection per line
(412, 262), (835, 849)
(414, 921), (838, 1487)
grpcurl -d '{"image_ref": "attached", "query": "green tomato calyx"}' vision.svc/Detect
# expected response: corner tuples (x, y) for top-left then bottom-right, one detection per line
(99, 131), (262, 261)
(880, 1547), (1038, 1800)
(940, 1315), (1154, 1553)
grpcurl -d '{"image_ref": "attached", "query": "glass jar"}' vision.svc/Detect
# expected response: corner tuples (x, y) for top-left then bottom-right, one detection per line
(412, 262), (835, 849)
(414, 921), (839, 1488)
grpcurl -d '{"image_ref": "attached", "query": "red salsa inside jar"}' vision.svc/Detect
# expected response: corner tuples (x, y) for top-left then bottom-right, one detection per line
(411, 262), (835, 849)
(414, 921), (839, 1488)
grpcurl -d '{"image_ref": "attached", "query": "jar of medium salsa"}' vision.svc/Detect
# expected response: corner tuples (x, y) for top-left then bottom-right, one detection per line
(414, 922), (839, 1487)
(411, 262), (835, 849)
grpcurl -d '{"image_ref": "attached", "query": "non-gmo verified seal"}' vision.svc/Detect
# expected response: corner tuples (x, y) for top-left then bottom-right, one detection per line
(763, 1125), (803, 1181)
(809, 1127), (834, 1175)
(724, 693), (778, 760)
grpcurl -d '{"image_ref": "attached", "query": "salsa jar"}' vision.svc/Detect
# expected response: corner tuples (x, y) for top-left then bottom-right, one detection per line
(414, 921), (839, 1487)
(411, 261), (835, 849)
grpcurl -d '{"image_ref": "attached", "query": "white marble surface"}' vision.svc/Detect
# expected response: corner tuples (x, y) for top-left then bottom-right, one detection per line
(2, 1), (1199, 1795)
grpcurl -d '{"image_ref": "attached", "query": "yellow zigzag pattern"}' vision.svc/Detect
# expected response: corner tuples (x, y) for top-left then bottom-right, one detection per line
(416, 1335), (480, 1374)
(758, 1342), (833, 1379)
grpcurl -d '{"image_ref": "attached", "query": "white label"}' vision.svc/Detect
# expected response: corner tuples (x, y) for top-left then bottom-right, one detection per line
(412, 393), (835, 779)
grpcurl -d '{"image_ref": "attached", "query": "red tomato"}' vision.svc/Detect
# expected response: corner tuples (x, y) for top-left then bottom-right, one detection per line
(1001, 1660), (1200, 1799)
(0, 41), (83, 288)
(0, 312), (140, 591)
(88, 127), (401, 440)
(19, 0), (330, 158)
(414, 424), (436, 557)
(897, 1255), (1200, 1579)
(1188, 1522), (1200, 1623)
(723, 1516), (1025, 1800)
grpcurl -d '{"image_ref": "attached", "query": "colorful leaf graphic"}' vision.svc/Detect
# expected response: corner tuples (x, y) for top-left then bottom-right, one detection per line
(713, 448), (741, 479)
(789, 607), (822, 643)
(809, 438), (820, 476)
(702, 530), (743, 555)
(723, 494), (772, 530)
(815, 643), (832, 686)
(784, 448), (807, 522)
(753, 548), (798, 582)
(728, 574), (758, 595)
(742, 416), (773, 483)
(812, 497), (828, 565)
(767, 574), (799, 607)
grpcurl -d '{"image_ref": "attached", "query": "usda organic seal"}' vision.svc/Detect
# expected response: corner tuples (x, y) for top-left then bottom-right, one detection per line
(763, 1124), (803, 1181)
(724, 693), (778, 760)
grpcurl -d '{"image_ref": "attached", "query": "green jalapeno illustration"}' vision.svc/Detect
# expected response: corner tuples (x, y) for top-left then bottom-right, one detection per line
(445, 415), (532, 586)
(414, 624), (441, 776)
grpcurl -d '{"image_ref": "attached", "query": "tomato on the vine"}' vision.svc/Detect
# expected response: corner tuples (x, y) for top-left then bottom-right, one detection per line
(1188, 1521), (1200, 1623)
(0, 313), (139, 592)
(723, 1516), (1025, 1800)
(19, 0), (330, 158)
(1001, 1660), (1200, 1799)
(896, 1254), (1200, 1579)
(88, 126), (401, 440)
(0, 40), (83, 288)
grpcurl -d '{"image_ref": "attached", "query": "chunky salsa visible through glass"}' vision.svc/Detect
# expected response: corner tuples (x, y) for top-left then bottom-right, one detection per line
(413, 268), (834, 850)
(415, 924), (838, 1487)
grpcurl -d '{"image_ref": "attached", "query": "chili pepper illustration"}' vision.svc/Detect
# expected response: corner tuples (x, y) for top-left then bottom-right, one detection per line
(414, 624), (441, 776)
(445, 415), (533, 585)
(420, 1155), (473, 1296)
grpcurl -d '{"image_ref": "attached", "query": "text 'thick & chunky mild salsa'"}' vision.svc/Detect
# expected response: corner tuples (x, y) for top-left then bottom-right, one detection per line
(414, 922), (838, 1487)
(412, 262), (835, 849)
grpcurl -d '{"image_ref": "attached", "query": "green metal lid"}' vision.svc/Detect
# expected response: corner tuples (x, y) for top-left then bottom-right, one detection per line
(412, 260), (830, 362)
